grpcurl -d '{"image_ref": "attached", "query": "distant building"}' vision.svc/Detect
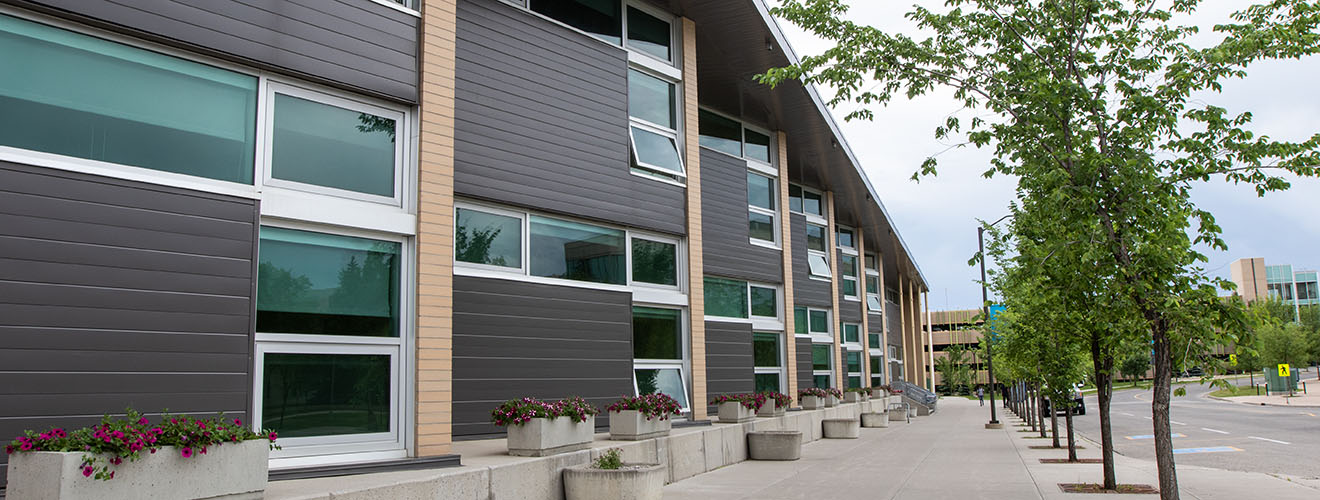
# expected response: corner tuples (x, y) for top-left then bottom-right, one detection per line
(1230, 258), (1319, 306)
(926, 309), (990, 390)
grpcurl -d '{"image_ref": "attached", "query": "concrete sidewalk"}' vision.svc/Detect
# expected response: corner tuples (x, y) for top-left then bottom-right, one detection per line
(663, 398), (1320, 499)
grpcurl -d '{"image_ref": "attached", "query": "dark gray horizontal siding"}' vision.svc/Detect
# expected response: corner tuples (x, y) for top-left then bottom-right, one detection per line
(868, 314), (885, 333)
(795, 336), (813, 393)
(20, 0), (418, 102)
(840, 300), (862, 323)
(705, 320), (752, 414)
(453, 276), (632, 437)
(0, 162), (257, 485)
(700, 149), (781, 283)
(887, 303), (903, 347)
(453, 0), (685, 235)
(790, 214), (832, 308)
(838, 249), (862, 323)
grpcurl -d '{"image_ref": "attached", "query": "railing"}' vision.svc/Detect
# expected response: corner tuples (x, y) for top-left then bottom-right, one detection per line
(893, 380), (938, 409)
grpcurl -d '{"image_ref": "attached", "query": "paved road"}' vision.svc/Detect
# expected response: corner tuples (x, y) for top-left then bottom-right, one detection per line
(1065, 368), (1320, 480)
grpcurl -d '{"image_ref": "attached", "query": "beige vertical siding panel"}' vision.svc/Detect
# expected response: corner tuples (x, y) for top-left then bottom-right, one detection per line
(682, 18), (708, 420)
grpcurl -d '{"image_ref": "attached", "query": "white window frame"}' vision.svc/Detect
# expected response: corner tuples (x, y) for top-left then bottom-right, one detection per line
(868, 331), (884, 356)
(628, 66), (685, 184)
(788, 183), (827, 223)
(839, 251), (860, 302)
(623, 0), (679, 71)
(805, 307), (832, 344)
(865, 254), (882, 312)
(752, 332), (787, 394)
(811, 342), (834, 388)
(747, 170), (780, 249)
(844, 349), (863, 388)
(253, 219), (414, 466)
(806, 223), (831, 280)
(841, 322), (862, 348)
(369, 0), (421, 16)
(836, 226), (857, 252)
(453, 203), (528, 275)
(260, 80), (410, 208)
(748, 282), (784, 331)
(632, 304), (692, 413)
(453, 200), (689, 304)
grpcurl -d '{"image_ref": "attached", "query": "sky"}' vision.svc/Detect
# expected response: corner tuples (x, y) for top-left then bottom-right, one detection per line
(772, 1), (1320, 311)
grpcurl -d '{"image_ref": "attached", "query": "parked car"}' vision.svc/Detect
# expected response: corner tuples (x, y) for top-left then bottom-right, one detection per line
(1042, 386), (1086, 415)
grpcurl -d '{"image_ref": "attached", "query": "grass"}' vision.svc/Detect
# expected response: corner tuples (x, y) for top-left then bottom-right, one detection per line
(1208, 385), (1261, 398)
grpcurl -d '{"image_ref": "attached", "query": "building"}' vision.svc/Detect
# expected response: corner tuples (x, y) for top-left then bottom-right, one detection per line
(1230, 258), (1319, 318)
(926, 309), (990, 391)
(0, 0), (932, 481)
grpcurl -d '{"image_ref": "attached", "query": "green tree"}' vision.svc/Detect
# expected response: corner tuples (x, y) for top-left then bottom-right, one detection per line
(1119, 348), (1151, 385)
(935, 344), (973, 394)
(1258, 322), (1310, 368)
(759, 1), (1319, 496)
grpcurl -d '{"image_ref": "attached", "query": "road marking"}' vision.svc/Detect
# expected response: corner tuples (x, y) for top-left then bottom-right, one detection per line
(1144, 416), (1152, 420)
(1170, 420), (1187, 426)
(1201, 428), (1230, 435)
(1249, 436), (1290, 445)
(1119, 412), (1135, 417)
(1125, 433), (1186, 440)
(1173, 446), (1241, 455)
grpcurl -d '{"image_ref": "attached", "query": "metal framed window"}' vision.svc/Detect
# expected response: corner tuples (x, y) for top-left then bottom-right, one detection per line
(811, 343), (833, 389)
(753, 332), (785, 393)
(704, 277), (782, 328)
(628, 68), (684, 182)
(840, 254), (860, 301)
(865, 254), (883, 312)
(845, 350), (863, 388)
(788, 183), (826, 221)
(806, 223), (831, 279)
(632, 305), (691, 412)
(747, 171), (779, 247)
(842, 323), (861, 346)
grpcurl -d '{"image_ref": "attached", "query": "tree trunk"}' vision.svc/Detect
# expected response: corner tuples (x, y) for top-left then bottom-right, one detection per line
(1065, 406), (1077, 462)
(1028, 384), (1038, 432)
(1093, 339), (1117, 490)
(1037, 387), (1047, 438)
(1051, 399), (1061, 448)
(1152, 321), (1179, 500)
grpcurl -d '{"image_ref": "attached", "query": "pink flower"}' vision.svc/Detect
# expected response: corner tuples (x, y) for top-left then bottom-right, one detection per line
(180, 447), (193, 458)
(82, 466), (93, 477)
(233, 419), (242, 426)
(110, 457), (122, 465)
(137, 417), (149, 425)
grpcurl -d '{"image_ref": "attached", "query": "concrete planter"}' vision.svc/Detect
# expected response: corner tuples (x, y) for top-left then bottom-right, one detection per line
(716, 402), (755, 423)
(825, 395), (840, 407)
(822, 418), (860, 439)
(886, 409), (905, 422)
(844, 392), (868, 403)
(800, 395), (825, 410)
(608, 410), (672, 441)
(756, 400), (787, 417)
(861, 412), (889, 428)
(507, 416), (595, 456)
(870, 388), (888, 399)
(563, 462), (666, 500)
(746, 431), (802, 461)
(4, 440), (269, 500)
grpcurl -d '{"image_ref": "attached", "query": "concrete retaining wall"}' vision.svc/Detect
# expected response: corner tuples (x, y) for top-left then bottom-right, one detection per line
(265, 403), (870, 500)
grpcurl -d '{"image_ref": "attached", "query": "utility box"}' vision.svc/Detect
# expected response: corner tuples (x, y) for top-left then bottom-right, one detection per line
(1265, 369), (1299, 393)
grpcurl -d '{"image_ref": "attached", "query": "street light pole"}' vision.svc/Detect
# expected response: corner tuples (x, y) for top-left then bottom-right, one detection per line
(980, 214), (1011, 429)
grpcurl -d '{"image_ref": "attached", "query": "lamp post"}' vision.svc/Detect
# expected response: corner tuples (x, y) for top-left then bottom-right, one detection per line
(980, 214), (1011, 429)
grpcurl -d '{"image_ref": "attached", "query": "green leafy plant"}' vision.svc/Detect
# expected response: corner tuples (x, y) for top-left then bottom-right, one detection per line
(709, 393), (767, 411)
(760, 392), (792, 409)
(605, 394), (683, 420)
(593, 448), (623, 470)
(490, 397), (599, 427)
(5, 409), (278, 481)
(844, 387), (870, 394)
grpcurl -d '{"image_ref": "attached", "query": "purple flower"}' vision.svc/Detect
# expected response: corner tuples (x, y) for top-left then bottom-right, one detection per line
(180, 447), (193, 458)
(82, 466), (93, 477)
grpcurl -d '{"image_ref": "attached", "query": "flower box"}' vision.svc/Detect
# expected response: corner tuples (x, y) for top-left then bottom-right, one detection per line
(608, 410), (671, 441)
(716, 402), (755, 423)
(507, 416), (595, 457)
(756, 399), (786, 417)
(870, 388), (888, 399)
(564, 462), (666, 500)
(799, 395), (826, 410)
(746, 431), (802, 461)
(5, 440), (269, 500)
(844, 392), (868, 403)
(861, 412), (889, 428)
(825, 395), (840, 407)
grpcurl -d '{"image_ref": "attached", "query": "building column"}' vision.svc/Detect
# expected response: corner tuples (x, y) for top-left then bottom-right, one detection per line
(877, 250), (890, 384)
(415, 0), (458, 457)
(776, 131), (797, 403)
(925, 290), (934, 391)
(825, 192), (843, 386)
(857, 228), (870, 384)
(897, 273), (909, 382)
(680, 17), (708, 421)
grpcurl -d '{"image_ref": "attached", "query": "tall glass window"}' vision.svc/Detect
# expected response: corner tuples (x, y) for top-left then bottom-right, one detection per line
(794, 305), (808, 334)
(697, 109), (741, 157)
(257, 227), (401, 337)
(456, 207), (522, 269)
(626, 6), (670, 61)
(843, 323), (860, 344)
(753, 332), (782, 393)
(0, 14), (257, 183)
(871, 355), (884, 386)
(749, 286), (778, 319)
(633, 306), (681, 360)
(840, 255), (859, 299)
(270, 92), (398, 198)
(812, 343), (832, 389)
(628, 69), (674, 129)
(748, 172), (777, 244)
(628, 70), (683, 179)
(530, 216), (626, 285)
(744, 128), (771, 164)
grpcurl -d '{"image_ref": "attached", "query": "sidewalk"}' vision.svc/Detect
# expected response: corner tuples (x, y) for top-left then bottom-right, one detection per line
(1221, 393), (1320, 407)
(663, 398), (1320, 499)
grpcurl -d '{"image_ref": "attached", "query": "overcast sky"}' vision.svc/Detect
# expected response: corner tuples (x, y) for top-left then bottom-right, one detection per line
(772, 1), (1320, 311)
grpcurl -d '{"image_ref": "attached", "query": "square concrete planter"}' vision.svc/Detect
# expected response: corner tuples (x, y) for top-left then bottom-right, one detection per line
(716, 402), (755, 423)
(5, 440), (269, 500)
(870, 388), (888, 399)
(822, 418), (860, 439)
(844, 392), (868, 403)
(507, 416), (595, 456)
(886, 408), (905, 422)
(746, 431), (802, 461)
(756, 400), (786, 417)
(799, 395), (825, 410)
(825, 395), (840, 407)
(564, 462), (666, 500)
(608, 410), (672, 440)
(861, 412), (890, 428)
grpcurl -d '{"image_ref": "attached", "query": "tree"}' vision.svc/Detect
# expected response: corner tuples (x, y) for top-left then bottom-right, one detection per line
(759, 1), (1319, 496)
(1258, 322), (1311, 368)
(935, 344), (973, 394)
(1119, 348), (1151, 385)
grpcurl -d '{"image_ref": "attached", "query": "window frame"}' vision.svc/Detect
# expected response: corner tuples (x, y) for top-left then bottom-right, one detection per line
(835, 226), (857, 252)
(841, 322), (861, 348)
(626, 62), (685, 184)
(631, 304), (691, 413)
(811, 342), (834, 388)
(453, 204), (527, 275)
(805, 307), (832, 344)
(839, 253), (860, 301)
(253, 219), (413, 463)
(845, 349), (863, 388)
(622, 1), (677, 68)
(806, 223), (831, 281)
(746, 170), (780, 248)
(788, 183), (826, 222)
(752, 332), (786, 394)
(695, 107), (778, 171)
(865, 254), (882, 312)
(628, 232), (684, 292)
(704, 277), (783, 329)
(261, 80), (410, 208)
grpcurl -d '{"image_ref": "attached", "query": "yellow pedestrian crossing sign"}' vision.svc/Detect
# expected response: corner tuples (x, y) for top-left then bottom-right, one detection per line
(1278, 364), (1290, 377)
(1229, 354), (1237, 366)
